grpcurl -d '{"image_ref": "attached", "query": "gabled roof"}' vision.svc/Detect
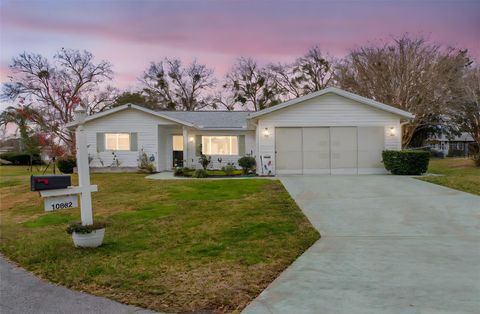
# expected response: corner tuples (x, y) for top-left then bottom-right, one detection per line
(66, 104), (253, 130)
(66, 104), (195, 128)
(429, 132), (474, 142)
(248, 87), (414, 119)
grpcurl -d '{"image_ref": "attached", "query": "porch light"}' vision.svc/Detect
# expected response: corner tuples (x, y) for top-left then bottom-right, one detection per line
(189, 137), (194, 143)
(389, 127), (396, 137)
(263, 128), (270, 137)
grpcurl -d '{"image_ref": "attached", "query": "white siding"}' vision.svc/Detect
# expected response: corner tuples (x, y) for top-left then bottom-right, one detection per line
(256, 93), (402, 175)
(183, 129), (256, 169)
(84, 109), (176, 169)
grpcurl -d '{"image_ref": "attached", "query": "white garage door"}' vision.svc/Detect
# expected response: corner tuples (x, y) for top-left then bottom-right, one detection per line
(275, 128), (303, 174)
(358, 127), (385, 173)
(275, 127), (384, 175)
(302, 128), (330, 174)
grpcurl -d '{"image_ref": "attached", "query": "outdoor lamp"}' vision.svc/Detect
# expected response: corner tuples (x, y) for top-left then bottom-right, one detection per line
(389, 127), (396, 136)
(263, 128), (270, 137)
(189, 137), (194, 143)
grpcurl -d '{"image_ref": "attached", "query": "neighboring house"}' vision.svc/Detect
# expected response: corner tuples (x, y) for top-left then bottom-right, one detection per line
(426, 133), (475, 157)
(67, 87), (413, 175)
(0, 136), (21, 154)
(0, 136), (51, 163)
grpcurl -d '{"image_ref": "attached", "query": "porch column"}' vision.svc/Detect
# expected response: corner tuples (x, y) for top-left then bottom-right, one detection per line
(182, 127), (188, 167)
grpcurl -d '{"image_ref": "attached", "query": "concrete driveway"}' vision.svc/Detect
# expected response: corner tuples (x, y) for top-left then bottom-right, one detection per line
(243, 176), (480, 314)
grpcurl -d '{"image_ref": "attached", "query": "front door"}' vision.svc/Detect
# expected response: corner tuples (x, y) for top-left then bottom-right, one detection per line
(172, 135), (184, 167)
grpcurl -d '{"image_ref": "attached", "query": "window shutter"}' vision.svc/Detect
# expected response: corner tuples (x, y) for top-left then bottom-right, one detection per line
(195, 135), (202, 156)
(238, 135), (245, 156)
(96, 133), (105, 152)
(130, 133), (138, 151)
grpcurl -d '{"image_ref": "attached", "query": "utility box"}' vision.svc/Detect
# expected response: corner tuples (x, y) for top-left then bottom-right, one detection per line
(31, 175), (71, 191)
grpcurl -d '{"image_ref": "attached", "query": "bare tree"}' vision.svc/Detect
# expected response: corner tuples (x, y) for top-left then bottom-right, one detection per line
(141, 58), (216, 111)
(293, 46), (334, 94)
(212, 91), (236, 111)
(1, 49), (114, 153)
(267, 46), (334, 100)
(450, 66), (480, 165)
(267, 62), (303, 99)
(335, 35), (470, 147)
(224, 57), (280, 111)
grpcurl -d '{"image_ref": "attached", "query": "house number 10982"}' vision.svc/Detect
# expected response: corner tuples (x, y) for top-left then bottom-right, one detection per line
(51, 202), (74, 210)
(44, 195), (79, 212)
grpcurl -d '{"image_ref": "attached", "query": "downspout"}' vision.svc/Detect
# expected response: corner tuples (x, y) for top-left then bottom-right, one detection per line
(400, 120), (411, 149)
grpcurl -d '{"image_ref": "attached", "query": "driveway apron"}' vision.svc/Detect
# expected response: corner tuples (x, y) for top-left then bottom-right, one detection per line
(243, 175), (480, 314)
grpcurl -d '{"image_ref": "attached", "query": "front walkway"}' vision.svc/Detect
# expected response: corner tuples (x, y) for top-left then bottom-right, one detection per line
(243, 175), (480, 314)
(0, 256), (158, 314)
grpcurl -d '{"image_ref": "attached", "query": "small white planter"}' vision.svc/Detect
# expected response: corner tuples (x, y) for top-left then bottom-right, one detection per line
(72, 228), (105, 248)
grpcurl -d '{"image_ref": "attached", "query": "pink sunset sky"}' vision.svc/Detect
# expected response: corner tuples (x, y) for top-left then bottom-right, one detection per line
(0, 0), (479, 99)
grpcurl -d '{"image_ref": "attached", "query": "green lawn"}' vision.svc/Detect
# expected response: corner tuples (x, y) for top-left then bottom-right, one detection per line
(418, 158), (480, 195)
(0, 166), (319, 313)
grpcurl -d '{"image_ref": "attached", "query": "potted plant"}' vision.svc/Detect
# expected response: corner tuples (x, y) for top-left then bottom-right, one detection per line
(66, 221), (107, 248)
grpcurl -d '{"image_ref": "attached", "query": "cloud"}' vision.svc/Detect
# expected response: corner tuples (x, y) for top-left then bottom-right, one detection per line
(1, 0), (478, 88)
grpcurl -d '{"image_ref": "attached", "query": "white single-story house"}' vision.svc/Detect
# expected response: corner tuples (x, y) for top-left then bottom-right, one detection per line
(426, 132), (475, 157)
(67, 87), (414, 175)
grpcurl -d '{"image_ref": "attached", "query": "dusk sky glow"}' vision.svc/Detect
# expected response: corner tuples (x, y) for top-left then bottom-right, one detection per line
(1, 0), (479, 92)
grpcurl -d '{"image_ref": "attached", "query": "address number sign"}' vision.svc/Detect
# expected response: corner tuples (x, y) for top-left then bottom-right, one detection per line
(44, 194), (79, 212)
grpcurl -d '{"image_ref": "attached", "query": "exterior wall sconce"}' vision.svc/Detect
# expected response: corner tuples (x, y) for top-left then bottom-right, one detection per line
(189, 137), (194, 143)
(389, 127), (396, 137)
(263, 128), (270, 137)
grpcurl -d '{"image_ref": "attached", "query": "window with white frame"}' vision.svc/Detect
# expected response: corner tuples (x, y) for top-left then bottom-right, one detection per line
(172, 135), (184, 151)
(201, 136), (238, 155)
(105, 133), (130, 151)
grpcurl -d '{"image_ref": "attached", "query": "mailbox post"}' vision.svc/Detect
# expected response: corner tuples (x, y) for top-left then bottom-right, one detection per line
(74, 109), (94, 226)
(31, 108), (102, 247)
(33, 109), (98, 225)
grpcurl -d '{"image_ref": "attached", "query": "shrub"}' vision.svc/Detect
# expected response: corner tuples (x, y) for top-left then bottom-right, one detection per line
(221, 164), (236, 176)
(138, 152), (155, 173)
(467, 143), (480, 167)
(192, 169), (208, 178)
(174, 167), (184, 176)
(198, 154), (211, 170)
(66, 221), (107, 234)
(473, 153), (480, 167)
(382, 150), (430, 175)
(238, 156), (256, 174)
(174, 167), (193, 176)
(0, 152), (42, 165)
(447, 148), (467, 157)
(57, 157), (77, 174)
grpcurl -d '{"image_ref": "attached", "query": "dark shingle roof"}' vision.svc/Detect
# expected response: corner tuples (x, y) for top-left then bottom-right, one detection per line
(161, 111), (252, 129)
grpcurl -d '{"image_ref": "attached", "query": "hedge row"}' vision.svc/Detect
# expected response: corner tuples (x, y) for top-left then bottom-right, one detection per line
(0, 152), (43, 165)
(382, 150), (430, 175)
